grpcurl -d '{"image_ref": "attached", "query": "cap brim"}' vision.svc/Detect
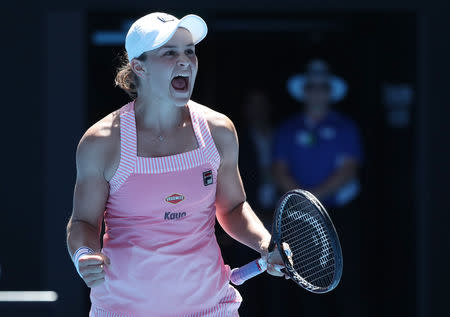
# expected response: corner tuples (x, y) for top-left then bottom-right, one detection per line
(178, 14), (208, 45)
(286, 74), (348, 103)
(158, 14), (208, 51)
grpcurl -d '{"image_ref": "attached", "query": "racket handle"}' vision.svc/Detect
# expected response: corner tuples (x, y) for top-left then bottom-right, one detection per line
(230, 258), (267, 285)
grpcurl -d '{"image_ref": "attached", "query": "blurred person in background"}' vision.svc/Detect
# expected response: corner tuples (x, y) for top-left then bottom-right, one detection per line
(272, 59), (364, 316)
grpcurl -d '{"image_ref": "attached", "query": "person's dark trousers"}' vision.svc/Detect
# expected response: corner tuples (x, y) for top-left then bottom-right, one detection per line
(329, 197), (366, 317)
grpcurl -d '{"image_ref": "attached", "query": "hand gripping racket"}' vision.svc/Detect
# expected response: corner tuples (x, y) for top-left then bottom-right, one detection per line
(230, 189), (343, 293)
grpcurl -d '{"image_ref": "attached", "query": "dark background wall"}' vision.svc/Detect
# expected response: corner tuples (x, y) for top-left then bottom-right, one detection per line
(1, 1), (449, 316)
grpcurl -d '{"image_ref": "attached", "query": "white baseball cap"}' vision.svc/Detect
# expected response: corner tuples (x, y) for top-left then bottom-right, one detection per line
(125, 12), (208, 62)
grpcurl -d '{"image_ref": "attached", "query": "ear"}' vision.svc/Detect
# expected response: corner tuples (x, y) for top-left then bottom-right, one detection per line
(130, 59), (147, 79)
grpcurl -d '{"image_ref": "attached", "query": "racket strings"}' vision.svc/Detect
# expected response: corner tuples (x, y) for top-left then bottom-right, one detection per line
(279, 195), (336, 289)
(283, 220), (332, 257)
(289, 241), (335, 266)
(288, 235), (334, 280)
(283, 231), (334, 264)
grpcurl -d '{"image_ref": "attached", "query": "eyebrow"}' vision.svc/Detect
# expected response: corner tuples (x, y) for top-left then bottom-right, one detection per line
(160, 43), (195, 49)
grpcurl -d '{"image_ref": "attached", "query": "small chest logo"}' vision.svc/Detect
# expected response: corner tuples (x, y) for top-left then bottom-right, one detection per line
(203, 170), (213, 186)
(165, 194), (185, 204)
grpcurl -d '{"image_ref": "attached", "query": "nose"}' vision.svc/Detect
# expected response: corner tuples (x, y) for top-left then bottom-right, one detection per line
(177, 55), (190, 68)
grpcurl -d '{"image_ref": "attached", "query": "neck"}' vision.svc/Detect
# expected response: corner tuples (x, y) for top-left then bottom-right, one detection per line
(134, 93), (187, 133)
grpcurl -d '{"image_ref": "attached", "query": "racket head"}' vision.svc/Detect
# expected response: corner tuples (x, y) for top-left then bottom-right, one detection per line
(271, 189), (343, 293)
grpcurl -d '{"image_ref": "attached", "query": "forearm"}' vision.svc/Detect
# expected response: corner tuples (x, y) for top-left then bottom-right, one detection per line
(216, 201), (271, 253)
(276, 174), (300, 193)
(312, 161), (358, 200)
(272, 162), (300, 193)
(66, 217), (102, 258)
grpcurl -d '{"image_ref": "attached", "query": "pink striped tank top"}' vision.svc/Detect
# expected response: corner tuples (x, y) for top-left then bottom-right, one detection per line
(89, 100), (242, 317)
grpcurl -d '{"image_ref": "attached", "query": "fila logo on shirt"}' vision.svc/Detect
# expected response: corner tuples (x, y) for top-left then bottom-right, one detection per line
(203, 170), (213, 186)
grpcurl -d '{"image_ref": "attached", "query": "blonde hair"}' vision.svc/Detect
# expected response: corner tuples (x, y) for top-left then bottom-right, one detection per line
(114, 51), (147, 99)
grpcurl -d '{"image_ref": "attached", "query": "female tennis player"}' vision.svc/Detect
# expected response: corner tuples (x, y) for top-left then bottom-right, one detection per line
(66, 12), (284, 317)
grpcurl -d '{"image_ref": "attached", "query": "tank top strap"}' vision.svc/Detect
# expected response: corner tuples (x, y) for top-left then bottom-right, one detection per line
(109, 101), (137, 194)
(189, 101), (221, 171)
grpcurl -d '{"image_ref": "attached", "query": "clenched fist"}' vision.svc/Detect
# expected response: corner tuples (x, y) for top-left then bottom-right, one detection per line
(77, 253), (111, 288)
(263, 242), (291, 279)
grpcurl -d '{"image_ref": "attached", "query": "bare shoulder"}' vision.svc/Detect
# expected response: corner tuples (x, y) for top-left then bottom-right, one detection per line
(189, 100), (238, 161)
(76, 109), (121, 177)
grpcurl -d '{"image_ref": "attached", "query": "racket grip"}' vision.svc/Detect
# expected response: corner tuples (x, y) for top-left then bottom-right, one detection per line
(230, 258), (267, 285)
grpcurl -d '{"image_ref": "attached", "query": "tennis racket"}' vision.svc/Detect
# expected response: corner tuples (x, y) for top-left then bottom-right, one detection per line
(230, 189), (343, 294)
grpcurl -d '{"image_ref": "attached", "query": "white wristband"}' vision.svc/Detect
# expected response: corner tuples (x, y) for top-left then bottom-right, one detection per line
(72, 246), (94, 277)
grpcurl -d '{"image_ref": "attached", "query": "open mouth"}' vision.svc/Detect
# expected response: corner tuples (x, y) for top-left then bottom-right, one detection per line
(171, 75), (189, 92)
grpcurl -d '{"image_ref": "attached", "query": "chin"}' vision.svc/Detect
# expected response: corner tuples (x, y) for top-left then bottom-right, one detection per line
(174, 100), (189, 107)
(170, 88), (193, 107)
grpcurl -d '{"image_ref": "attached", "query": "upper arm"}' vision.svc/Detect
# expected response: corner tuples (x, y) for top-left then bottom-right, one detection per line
(272, 123), (291, 164)
(71, 128), (111, 229)
(209, 113), (247, 215)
